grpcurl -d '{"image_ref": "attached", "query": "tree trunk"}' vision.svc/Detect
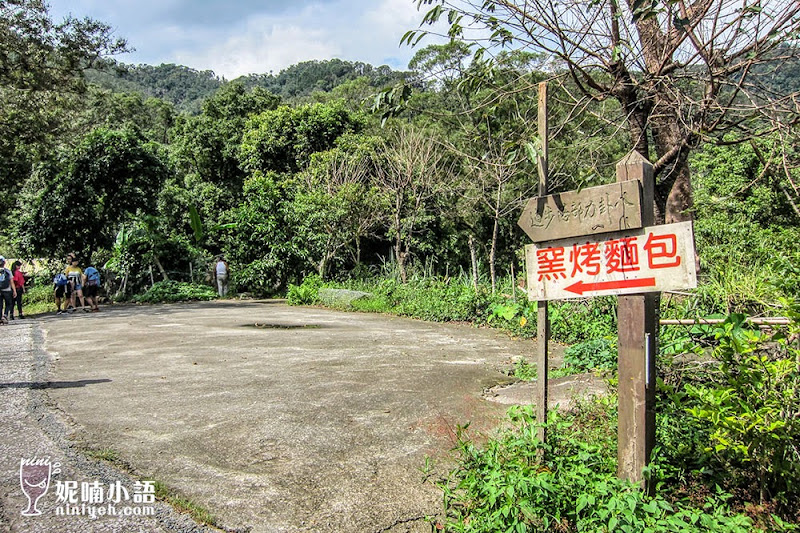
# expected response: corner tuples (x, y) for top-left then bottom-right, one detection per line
(489, 188), (501, 295)
(397, 247), (408, 283)
(393, 207), (408, 283)
(394, 236), (408, 284)
(318, 257), (327, 280)
(490, 216), (499, 295)
(651, 110), (694, 224)
(468, 235), (479, 292)
(153, 255), (170, 281)
(117, 272), (128, 298)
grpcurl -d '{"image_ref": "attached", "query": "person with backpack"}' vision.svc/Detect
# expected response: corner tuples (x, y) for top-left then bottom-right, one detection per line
(64, 254), (87, 312)
(83, 265), (101, 312)
(53, 272), (71, 314)
(0, 257), (18, 324)
(11, 260), (26, 319)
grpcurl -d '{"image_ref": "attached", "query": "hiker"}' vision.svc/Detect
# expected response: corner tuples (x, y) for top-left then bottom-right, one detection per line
(83, 264), (101, 312)
(11, 260), (26, 319)
(65, 254), (87, 312)
(215, 256), (229, 297)
(53, 272), (70, 314)
(0, 257), (17, 324)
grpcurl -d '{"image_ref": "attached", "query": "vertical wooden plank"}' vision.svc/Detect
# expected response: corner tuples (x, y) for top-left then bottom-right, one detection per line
(536, 82), (549, 444)
(537, 83), (549, 195)
(616, 151), (657, 489)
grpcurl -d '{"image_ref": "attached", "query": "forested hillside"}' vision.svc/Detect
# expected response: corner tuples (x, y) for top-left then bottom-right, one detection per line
(236, 58), (409, 99)
(84, 58), (409, 114)
(84, 62), (223, 114)
(2, 0), (799, 530)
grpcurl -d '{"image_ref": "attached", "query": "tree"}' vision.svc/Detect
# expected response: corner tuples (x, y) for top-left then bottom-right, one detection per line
(15, 128), (166, 260)
(77, 88), (177, 143)
(408, 45), (542, 291)
(0, 0), (128, 218)
(404, 0), (800, 223)
(162, 83), (282, 246)
(239, 101), (365, 175)
(170, 83), (280, 189)
(85, 61), (223, 114)
(293, 135), (386, 277)
(220, 172), (305, 293)
(375, 124), (457, 282)
(0, 0), (127, 91)
(405, 44), (629, 290)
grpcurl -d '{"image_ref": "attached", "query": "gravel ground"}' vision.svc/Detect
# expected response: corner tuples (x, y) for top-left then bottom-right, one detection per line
(0, 319), (217, 533)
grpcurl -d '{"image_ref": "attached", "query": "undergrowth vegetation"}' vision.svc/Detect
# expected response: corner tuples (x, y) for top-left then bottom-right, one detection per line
(132, 281), (217, 303)
(287, 273), (622, 345)
(431, 307), (800, 532)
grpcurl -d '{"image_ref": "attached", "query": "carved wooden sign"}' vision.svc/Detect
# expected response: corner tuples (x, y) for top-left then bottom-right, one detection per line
(517, 180), (643, 243)
(525, 221), (697, 301)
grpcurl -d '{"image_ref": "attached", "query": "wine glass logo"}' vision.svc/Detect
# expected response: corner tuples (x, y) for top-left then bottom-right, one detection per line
(20, 458), (53, 516)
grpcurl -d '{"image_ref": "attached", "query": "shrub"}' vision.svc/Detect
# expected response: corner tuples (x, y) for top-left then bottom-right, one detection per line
(22, 279), (57, 315)
(286, 274), (323, 305)
(437, 404), (756, 532)
(685, 312), (800, 511)
(344, 277), (495, 323)
(563, 337), (617, 372)
(133, 281), (216, 303)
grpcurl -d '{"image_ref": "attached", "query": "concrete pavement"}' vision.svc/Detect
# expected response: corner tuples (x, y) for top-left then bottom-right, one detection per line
(3, 300), (598, 532)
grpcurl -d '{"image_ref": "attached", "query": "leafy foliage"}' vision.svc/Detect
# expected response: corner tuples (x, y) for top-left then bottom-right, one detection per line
(133, 281), (216, 303)
(15, 127), (166, 261)
(685, 313), (800, 508)
(437, 404), (755, 532)
(0, 0), (129, 214)
(286, 274), (323, 305)
(563, 338), (617, 372)
(219, 172), (303, 294)
(236, 58), (407, 100)
(239, 101), (365, 175)
(347, 277), (493, 323)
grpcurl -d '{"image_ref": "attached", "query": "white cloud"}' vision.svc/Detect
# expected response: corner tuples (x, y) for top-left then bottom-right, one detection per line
(171, 5), (345, 78)
(176, 21), (341, 79)
(364, 0), (424, 30)
(50, 0), (438, 78)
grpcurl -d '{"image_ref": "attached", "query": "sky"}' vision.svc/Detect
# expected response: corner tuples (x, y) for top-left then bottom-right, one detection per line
(47, 0), (435, 79)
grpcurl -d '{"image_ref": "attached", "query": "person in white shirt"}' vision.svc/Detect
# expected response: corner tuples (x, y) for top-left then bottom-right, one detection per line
(215, 256), (229, 297)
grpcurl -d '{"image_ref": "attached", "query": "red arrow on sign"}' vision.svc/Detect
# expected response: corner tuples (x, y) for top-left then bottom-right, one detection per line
(565, 278), (657, 296)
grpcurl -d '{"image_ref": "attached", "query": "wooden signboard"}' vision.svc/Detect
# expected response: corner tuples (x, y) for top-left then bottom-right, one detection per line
(525, 221), (697, 301)
(518, 180), (643, 243)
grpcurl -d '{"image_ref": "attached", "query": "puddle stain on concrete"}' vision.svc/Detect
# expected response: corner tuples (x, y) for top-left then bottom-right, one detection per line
(241, 323), (324, 330)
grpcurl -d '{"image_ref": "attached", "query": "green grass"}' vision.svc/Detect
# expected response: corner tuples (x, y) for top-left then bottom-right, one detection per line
(84, 448), (120, 463)
(512, 358), (537, 381)
(152, 481), (218, 527)
(21, 283), (58, 315)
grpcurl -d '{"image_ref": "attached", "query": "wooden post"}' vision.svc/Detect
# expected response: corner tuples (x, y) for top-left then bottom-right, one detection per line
(511, 262), (516, 303)
(616, 151), (657, 489)
(536, 82), (549, 443)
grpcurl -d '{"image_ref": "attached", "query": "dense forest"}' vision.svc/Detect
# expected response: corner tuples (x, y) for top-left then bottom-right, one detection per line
(84, 58), (409, 114)
(2, 0), (799, 531)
